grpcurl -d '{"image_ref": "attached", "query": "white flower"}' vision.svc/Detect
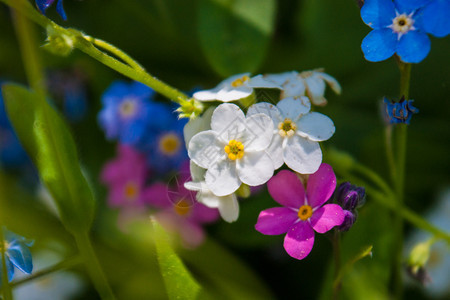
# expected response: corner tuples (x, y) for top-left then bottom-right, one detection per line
(193, 73), (281, 102)
(265, 69), (341, 106)
(188, 103), (274, 196)
(184, 161), (239, 223)
(183, 106), (215, 146)
(247, 96), (335, 174)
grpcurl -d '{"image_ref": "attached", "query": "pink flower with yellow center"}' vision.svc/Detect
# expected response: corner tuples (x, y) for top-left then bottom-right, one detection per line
(255, 164), (345, 260)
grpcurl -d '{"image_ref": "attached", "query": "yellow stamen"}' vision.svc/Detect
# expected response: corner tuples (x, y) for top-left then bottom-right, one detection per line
(174, 199), (191, 216)
(224, 139), (244, 160)
(159, 133), (181, 156)
(231, 75), (250, 87)
(298, 205), (313, 221)
(278, 118), (297, 137)
(124, 182), (138, 201)
(392, 14), (414, 34)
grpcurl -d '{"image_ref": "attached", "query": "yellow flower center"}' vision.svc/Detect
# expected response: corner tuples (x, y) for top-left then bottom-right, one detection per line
(392, 14), (414, 34)
(174, 199), (191, 216)
(124, 182), (138, 201)
(298, 205), (313, 221)
(278, 118), (297, 137)
(224, 139), (244, 160)
(119, 99), (137, 118)
(159, 133), (181, 156)
(231, 75), (250, 87)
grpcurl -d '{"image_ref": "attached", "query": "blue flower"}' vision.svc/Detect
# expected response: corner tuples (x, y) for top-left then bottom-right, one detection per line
(0, 89), (29, 169)
(384, 97), (419, 124)
(98, 81), (156, 148)
(35, 0), (67, 20)
(360, 0), (431, 63)
(419, 0), (450, 37)
(0, 228), (33, 284)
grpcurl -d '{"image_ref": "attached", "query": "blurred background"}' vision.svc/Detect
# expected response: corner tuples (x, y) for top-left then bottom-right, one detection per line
(0, 0), (449, 299)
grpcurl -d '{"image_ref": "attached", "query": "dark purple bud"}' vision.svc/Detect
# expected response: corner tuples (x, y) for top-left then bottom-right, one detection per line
(335, 182), (366, 211)
(337, 210), (356, 232)
(406, 265), (431, 286)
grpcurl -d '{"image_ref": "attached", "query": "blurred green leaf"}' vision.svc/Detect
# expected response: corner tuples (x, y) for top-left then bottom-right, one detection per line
(1, 83), (95, 234)
(152, 218), (201, 300)
(197, 0), (276, 77)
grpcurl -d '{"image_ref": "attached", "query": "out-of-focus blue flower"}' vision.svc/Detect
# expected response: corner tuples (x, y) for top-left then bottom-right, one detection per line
(384, 97), (419, 125)
(0, 228), (33, 284)
(35, 0), (67, 20)
(0, 90), (29, 169)
(98, 81), (156, 148)
(360, 0), (431, 63)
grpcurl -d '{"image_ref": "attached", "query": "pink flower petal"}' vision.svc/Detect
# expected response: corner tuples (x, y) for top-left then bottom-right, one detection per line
(310, 204), (345, 234)
(267, 170), (305, 208)
(255, 207), (299, 235)
(142, 182), (170, 208)
(178, 219), (205, 248)
(190, 202), (220, 224)
(283, 221), (315, 260)
(306, 163), (336, 208)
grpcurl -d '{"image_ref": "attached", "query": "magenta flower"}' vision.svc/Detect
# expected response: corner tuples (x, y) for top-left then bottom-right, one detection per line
(100, 145), (149, 208)
(144, 164), (219, 248)
(255, 164), (345, 260)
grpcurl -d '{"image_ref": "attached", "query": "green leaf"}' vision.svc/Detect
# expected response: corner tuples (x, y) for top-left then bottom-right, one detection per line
(1, 83), (95, 234)
(197, 0), (276, 77)
(152, 218), (201, 300)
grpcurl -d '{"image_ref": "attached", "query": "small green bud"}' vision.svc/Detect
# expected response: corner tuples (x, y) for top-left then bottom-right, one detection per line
(42, 25), (74, 57)
(407, 239), (434, 274)
(177, 98), (204, 119)
(236, 184), (251, 198)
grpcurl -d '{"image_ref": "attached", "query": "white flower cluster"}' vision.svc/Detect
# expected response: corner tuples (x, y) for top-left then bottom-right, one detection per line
(184, 70), (340, 222)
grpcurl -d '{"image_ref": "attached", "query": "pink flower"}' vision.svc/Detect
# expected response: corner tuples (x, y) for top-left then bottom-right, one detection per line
(255, 164), (344, 260)
(100, 145), (149, 208)
(145, 163), (219, 248)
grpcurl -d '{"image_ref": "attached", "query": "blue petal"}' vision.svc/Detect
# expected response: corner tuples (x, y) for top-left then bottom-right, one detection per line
(395, 0), (431, 12)
(35, 0), (55, 14)
(0, 257), (15, 283)
(56, 0), (67, 20)
(397, 30), (431, 63)
(361, 29), (397, 62)
(421, 0), (450, 37)
(6, 243), (33, 274)
(361, 0), (396, 29)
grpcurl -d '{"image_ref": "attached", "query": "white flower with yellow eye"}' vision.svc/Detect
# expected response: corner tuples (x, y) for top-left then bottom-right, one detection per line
(184, 161), (239, 223)
(183, 107), (215, 146)
(188, 103), (274, 196)
(247, 96), (335, 174)
(265, 69), (341, 106)
(193, 73), (281, 103)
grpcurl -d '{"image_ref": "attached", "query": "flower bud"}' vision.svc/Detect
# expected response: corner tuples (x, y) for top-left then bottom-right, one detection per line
(42, 25), (74, 57)
(335, 182), (366, 211)
(337, 210), (357, 232)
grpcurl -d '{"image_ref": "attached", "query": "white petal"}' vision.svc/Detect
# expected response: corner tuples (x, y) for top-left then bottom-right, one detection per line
(221, 73), (252, 86)
(318, 72), (341, 95)
(188, 131), (224, 169)
(304, 74), (326, 98)
(244, 113), (274, 152)
(266, 133), (284, 170)
(184, 181), (203, 192)
(189, 161), (206, 182)
(264, 71), (298, 85)
(205, 159), (241, 196)
(218, 194), (239, 223)
(197, 190), (221, 208)
(211, 103), (246, 143)
(297, 112), (335, 142)
(183, 107), (214, 145)
(247, 75), (282, 89)
(283, 135), (322, 174)
(193, 89), (221, 101)
(282, 76), (305, 98)
(237, 151), (274, 186)
(247, 102), (282, 126)
(216, 86), (253, 102)
(277, 96), (311, 120)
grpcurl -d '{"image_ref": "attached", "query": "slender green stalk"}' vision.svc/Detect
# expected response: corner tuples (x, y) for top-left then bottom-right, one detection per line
(74, 232), (115, 300)
(389, 61), (411, 299)
(384, 126), (397, 183)
(0, 228), (13, 300)
(9, 256), (82, 288)
(332, 231), (342, 300)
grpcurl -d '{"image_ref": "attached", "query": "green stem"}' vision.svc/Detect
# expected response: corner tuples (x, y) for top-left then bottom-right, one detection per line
(384, 126), (396, 183)
(8, 256), (82, 288)
(0, 0), (192, 106)
(332, 231), (342, 300)
(74, 232), (116, 300)
(389, 61), (411, 299)
(0, 227), (13, 300)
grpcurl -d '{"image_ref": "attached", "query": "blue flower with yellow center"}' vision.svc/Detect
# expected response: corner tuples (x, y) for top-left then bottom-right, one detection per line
(35, 0), (67, 20)
(360, 0), (431, 63)
(0, 228), (33, 285)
